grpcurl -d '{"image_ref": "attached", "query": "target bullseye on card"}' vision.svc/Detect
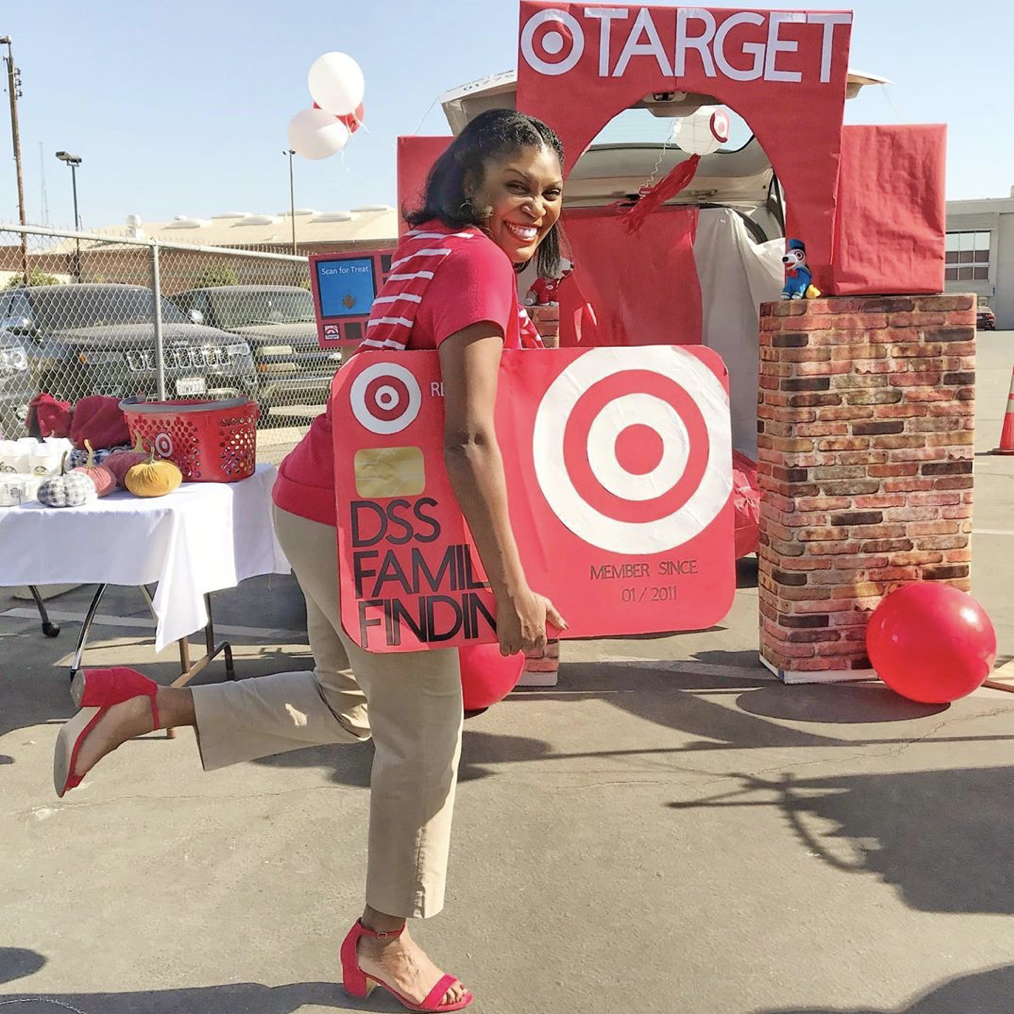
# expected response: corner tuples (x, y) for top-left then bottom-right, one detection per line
(331, 347), (735, 652)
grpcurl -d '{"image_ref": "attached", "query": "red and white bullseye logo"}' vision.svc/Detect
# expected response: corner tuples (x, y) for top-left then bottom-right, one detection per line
(153, 432), (173, 458)
(532, 347), (732, 554)
(710, 110), (731, 144)
(520, 8), (584, 76)
(350, 362), (422, 435)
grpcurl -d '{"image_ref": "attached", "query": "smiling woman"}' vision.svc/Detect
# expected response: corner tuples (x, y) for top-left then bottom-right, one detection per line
(53, 107), (570, 1014)
(404, 108), (565, 279)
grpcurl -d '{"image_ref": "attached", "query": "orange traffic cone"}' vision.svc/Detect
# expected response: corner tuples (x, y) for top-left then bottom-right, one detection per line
(994, 365), (1014, 455)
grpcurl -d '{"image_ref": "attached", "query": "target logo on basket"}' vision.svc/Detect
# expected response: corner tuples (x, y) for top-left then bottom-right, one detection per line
(153, 432), (174, 458)
(331, 348), (735, 652)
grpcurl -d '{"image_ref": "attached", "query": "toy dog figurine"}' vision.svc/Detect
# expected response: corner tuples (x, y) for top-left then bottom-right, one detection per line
(781, 239), (820, 300)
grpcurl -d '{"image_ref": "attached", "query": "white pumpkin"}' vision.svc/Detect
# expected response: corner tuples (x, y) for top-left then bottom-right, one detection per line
(37, 453), (98, 508)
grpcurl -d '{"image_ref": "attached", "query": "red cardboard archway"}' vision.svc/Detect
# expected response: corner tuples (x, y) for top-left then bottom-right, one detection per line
(516, 2), (852, 288)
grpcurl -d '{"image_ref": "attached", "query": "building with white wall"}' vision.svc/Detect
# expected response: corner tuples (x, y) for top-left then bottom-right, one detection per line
(945, 194), (1014, 329)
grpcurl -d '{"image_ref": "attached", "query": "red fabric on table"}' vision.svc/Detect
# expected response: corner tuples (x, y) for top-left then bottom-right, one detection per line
(27, 393), (72, 439)
(828, 124), (947, 295)
(561, 205), (702, 346)
(69, 395), (131, 450)
(273, 223), (523, 527)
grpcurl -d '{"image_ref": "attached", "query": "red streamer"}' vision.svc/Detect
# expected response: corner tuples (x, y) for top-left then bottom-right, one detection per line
(622, 153), (701, 235)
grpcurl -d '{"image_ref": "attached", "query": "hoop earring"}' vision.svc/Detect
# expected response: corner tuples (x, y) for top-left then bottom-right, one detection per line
(458, 198), (473, 216)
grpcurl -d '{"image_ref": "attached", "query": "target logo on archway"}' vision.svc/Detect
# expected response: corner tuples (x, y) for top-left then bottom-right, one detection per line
(331, 347), (735, 652)
(520, 8), (584, 76)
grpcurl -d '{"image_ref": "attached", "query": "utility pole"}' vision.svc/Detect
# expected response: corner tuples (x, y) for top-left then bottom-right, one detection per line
(1, 36), (29, 284)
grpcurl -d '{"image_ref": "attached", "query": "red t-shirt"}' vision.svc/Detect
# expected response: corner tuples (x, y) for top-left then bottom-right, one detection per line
(272, 223), (522, 526)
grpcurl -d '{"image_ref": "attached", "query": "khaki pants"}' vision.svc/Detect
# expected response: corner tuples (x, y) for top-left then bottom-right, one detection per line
(191, 504), (463, 919)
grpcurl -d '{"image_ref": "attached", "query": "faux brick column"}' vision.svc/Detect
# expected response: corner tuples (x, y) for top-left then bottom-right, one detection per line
(519, 301), (561, 686)
(757, 294), (975, 682)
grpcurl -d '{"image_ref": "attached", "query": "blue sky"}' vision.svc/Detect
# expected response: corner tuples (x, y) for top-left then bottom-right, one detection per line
(1, 0), (1011, 230)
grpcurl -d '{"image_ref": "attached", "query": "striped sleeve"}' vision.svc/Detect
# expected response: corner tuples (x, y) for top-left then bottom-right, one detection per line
(416, 239), (516, 347)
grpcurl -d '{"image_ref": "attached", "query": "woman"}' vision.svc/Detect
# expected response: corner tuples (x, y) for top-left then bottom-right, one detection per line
(53, 108), (567, 1013)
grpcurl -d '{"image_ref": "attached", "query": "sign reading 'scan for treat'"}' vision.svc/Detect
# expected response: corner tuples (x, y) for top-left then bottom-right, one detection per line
(332, 347), (735, 652)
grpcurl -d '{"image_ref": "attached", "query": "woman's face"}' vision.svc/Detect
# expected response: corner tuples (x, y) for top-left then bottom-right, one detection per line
(468, 144), (564, 263)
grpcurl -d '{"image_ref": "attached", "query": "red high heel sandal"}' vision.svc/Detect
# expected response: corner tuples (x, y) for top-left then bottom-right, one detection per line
(340, 920), (474, 1012)
(55, 667), (160, 798)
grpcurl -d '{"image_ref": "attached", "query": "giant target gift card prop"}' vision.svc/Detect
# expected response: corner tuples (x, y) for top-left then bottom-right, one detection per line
(332, 347), (735, 652)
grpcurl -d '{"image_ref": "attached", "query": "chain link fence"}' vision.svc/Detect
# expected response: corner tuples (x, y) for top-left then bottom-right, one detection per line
(0, 223), (339, 464)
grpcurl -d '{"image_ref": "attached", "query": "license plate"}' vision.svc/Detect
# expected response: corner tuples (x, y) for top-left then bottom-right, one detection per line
(176, 377), (206, 396)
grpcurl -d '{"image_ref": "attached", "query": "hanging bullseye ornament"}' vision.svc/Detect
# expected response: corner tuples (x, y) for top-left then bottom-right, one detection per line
(624, 105), (732, 234)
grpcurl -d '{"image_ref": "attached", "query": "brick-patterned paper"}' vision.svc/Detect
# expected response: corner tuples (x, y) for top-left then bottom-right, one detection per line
(757, 294), (975, 677)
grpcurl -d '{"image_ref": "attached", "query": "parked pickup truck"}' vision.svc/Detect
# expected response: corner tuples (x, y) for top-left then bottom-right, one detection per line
(0, 283), (258, 405)
(169, 285), (340, 421)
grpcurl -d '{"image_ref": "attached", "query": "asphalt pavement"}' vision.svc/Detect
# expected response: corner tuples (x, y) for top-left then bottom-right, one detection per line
(2, 332), (1013, 1013)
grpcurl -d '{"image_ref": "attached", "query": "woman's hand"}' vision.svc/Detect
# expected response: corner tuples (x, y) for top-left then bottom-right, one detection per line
(495, 585), (568, 656)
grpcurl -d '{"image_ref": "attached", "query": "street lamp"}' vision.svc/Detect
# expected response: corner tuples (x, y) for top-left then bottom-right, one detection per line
(283, 148), (297, 256)
(55, 151), (82, 229)
(55, 151), (82, 280)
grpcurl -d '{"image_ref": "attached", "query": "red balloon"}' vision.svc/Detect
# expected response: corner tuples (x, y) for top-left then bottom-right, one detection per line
(866, 583), (996, 703)
(339, 102), (364, 133)
(312, 100), (363, 133)
(459, 643), (525, 711)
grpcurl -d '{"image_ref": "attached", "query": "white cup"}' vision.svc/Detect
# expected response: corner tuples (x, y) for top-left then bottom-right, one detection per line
(29, 446), (64, 477)
(1, 440), (34, 474)
(0, 441), (19, 474)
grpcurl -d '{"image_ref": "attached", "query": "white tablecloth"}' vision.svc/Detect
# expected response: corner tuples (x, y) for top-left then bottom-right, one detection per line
(0, 464), (290, 650)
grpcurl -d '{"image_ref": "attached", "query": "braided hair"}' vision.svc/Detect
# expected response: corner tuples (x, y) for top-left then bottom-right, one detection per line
(404, 108), (565, 277)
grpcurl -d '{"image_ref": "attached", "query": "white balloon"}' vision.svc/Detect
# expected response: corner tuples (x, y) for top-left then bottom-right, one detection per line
(287, 108), (350, 160)
(672, 106), (730, 157)
(308, 52), (365, 116)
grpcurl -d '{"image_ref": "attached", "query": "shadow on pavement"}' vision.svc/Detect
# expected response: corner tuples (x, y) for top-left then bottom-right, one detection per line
(0, 947), (358, 1014)
(671, 767), (1014, 915)
(253, 729), (554, 786)
(524, 664), (955, 751)
(750, 962), (1014, 1013)
(248, 664), (1014, 791)
(734, 682), (948, 724)
(693, 647), (767, 669)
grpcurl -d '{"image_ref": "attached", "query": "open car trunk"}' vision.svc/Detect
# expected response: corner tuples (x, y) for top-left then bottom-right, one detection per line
(437, 69), (886, 556)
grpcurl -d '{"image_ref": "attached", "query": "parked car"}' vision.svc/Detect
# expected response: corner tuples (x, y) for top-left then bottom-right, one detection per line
(0, 283), (258, 405)
(168, 285), (340, 420)
(0, 326), (33, 439)
(977, 301), (996, 331)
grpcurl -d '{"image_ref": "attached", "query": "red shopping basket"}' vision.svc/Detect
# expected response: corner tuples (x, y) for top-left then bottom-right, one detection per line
(119, 397), (259, 482)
